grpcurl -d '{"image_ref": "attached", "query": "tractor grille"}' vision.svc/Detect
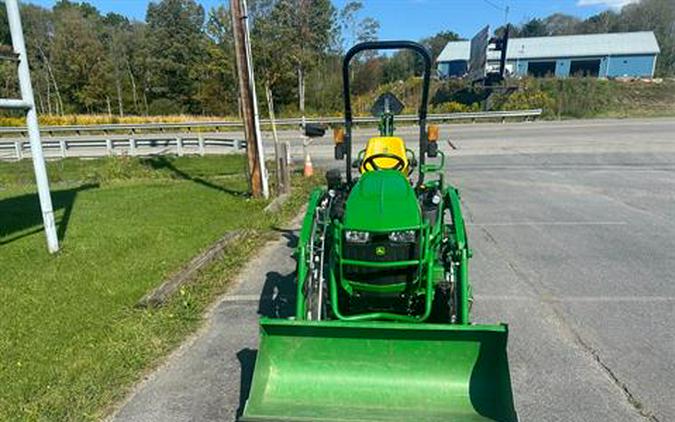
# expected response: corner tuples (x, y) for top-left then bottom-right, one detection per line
(342, 233), (419, 286)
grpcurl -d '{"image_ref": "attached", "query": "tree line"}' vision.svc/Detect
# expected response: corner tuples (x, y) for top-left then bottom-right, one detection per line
(0, 0), (672, 118)
(0, 0), (436, 117)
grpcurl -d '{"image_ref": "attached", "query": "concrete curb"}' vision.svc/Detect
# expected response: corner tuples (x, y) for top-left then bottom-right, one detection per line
(263, 193), (290, 214)
(136, 230), (246, 308)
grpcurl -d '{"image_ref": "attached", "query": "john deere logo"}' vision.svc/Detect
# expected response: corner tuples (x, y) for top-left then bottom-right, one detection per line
(375, 246), (387, 256)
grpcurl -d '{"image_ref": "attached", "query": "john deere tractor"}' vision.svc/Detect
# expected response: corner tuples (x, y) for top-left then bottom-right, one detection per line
(241, 41), (517, 422)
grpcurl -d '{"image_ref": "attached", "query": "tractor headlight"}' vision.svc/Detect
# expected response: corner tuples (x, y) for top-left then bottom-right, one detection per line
(345, 230), (370, 244)
(388, 230), (416, 243)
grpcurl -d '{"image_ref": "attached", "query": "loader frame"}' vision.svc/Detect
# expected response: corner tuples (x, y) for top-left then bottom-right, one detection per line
(241, 40), (517, 422)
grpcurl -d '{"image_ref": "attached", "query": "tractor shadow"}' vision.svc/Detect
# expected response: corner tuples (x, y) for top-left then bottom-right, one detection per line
(0, 183), (97, 246)
(274, 227), (299, 249)
(236, 229), (300, 419)
(258, 228), (299, 318)
(236, 271), (296, 419)
(236, 348), (257, 420)
(258, 270), (297, 318)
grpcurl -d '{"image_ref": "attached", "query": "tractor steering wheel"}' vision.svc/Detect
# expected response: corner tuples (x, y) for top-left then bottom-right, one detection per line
(362, 153), (406, 172)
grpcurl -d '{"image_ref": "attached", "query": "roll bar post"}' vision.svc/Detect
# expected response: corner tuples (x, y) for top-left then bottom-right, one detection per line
(342, 41), (432, 184)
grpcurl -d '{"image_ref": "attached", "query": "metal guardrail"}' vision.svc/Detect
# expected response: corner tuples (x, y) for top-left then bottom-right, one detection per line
(0, 109), (542, 137)
(323, 109), (543, 124)
(0, 109), (542, 160)
(0, 133), (246, 161)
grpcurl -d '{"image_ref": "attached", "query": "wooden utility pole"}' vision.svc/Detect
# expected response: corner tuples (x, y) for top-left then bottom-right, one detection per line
(231, 0), (268, 198)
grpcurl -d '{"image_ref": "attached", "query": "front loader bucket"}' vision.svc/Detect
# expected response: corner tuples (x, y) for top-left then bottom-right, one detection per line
(241, 319), (517, 422)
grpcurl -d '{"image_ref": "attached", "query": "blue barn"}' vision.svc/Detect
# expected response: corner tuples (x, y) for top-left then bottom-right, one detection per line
(437, 31), (660, 79)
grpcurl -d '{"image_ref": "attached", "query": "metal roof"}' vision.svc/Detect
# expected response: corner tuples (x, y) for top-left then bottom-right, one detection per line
(437, 32), (660, 62)
(437, 40), (471, 62)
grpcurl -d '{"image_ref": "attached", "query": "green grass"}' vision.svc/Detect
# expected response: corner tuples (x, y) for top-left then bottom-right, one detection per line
(0, 155), (318, 421)
(0, 154), (246, 187)
(493, 77), (675, 119)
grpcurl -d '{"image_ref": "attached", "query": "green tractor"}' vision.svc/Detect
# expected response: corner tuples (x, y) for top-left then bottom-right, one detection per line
(242, 41), (517, 422)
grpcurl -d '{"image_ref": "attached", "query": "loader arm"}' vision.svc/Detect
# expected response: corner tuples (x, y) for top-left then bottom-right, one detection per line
(295, 188), (325, 319)
(446, 186), (473, 324)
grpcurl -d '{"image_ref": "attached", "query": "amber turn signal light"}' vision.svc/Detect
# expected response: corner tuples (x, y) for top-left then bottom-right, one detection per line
(333, 127), (345, 144)
(427, 124), (439, 142)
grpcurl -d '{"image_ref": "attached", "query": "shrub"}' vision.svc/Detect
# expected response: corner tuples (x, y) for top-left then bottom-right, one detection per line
(430, 101), (480, 113)
(148, 98), (184, 116)
(537, 78), (613, 118)
(499, 85), (556, 116)
(92, 155), (158, 183)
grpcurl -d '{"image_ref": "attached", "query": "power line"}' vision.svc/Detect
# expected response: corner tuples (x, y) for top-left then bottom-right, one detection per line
(482, 0), (510, 25)
(482, 0), (506, 12)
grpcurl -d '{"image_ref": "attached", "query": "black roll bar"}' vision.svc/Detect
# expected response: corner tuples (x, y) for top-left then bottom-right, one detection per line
(342, 41), (432, 184)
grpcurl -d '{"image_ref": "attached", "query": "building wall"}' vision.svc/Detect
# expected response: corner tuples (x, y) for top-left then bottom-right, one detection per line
(438, 62), (450, 77)
(599, 57), (609, 77)
(605, 54), (657, 78)
(555, 59), (571, 77)
(514, 60), (527, 76)
(440, 54), (657, 79)
(437, 60), (469, 78)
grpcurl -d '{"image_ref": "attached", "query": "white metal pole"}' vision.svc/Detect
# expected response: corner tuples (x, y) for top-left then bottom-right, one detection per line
(6, 0), (59, 253)
(241, 0), (269, 199)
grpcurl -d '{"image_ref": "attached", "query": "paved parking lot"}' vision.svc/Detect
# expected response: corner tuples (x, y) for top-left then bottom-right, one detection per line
(112, 118), (675, 422)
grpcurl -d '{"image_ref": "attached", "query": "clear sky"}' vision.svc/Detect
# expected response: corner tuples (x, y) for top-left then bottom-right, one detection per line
(23, 0), (634, 40)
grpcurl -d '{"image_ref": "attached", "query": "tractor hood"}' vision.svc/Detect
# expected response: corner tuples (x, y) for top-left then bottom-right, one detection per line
(343, 170), (421, 231)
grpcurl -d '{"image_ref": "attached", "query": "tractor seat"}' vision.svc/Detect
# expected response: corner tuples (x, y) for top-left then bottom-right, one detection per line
(360, 137), (409, 174)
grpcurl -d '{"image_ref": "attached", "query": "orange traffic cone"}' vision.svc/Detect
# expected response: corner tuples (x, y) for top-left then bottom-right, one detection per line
(303, 153), (314, 177)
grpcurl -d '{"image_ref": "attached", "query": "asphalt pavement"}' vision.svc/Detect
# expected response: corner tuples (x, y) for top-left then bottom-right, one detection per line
(110, 118), (675, 422)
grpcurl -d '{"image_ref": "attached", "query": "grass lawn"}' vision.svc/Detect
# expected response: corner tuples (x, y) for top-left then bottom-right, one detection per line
(0, 155), (316, 421)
